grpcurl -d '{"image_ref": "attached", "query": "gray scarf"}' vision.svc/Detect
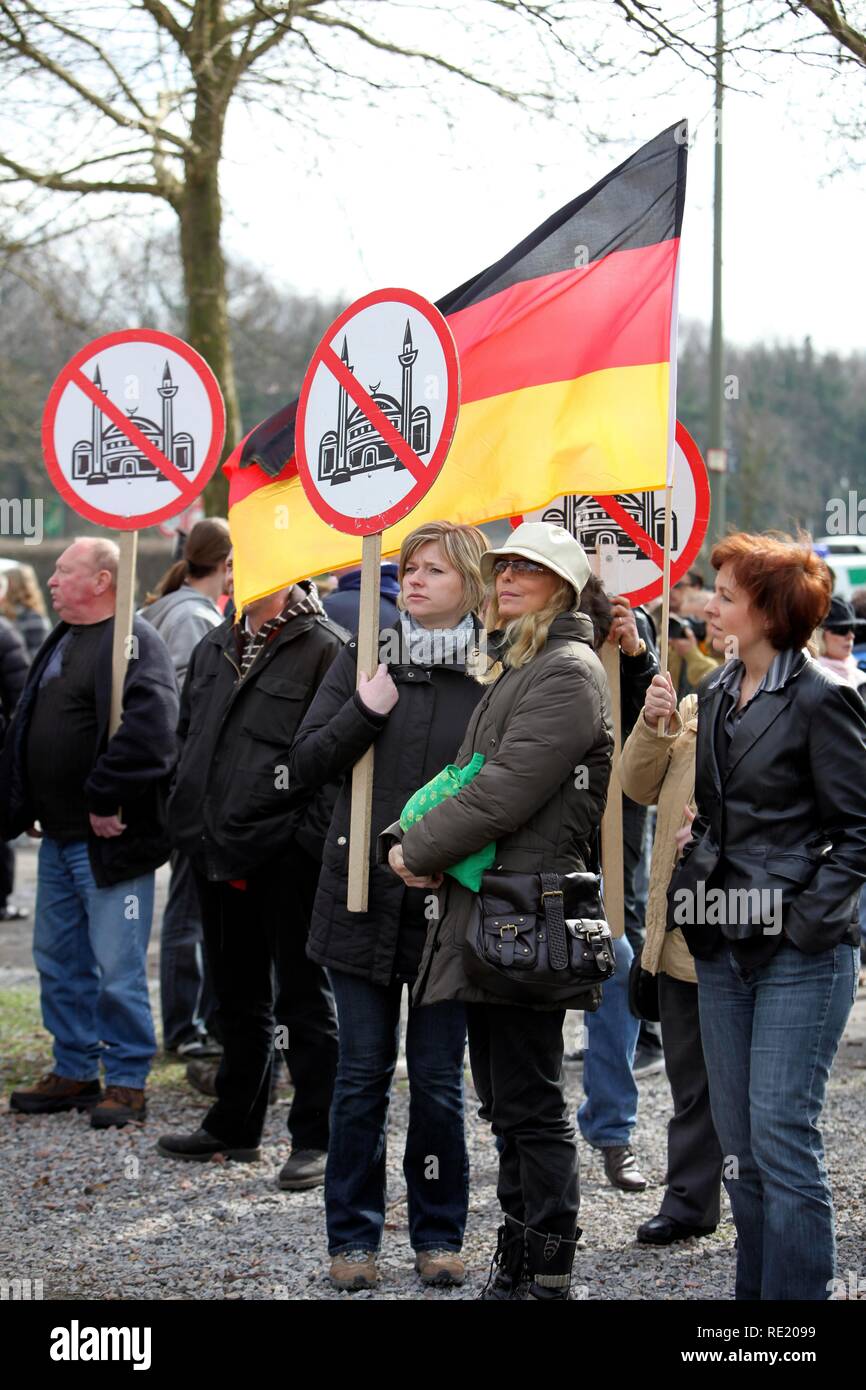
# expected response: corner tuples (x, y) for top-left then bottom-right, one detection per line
(398, 610), (476, 667)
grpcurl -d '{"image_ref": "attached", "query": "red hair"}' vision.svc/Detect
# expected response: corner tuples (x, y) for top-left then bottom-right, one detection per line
(711, 532), (832, 650)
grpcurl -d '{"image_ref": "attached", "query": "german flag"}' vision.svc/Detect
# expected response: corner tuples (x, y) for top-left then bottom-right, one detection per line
(227, 122), (687, 608)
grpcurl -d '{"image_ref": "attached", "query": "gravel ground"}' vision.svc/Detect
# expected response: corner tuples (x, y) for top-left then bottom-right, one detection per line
(1, 843), (865, 1302)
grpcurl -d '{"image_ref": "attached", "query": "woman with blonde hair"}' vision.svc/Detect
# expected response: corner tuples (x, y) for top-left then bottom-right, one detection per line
(0, 563), (50, 659)
(386, 522), (613, 1300)
(289, 520), (489, 1293)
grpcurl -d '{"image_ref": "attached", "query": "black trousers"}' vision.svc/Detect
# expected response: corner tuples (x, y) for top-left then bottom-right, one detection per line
(194, 849), (338, 1150)
(466, 1002), (579, 1237)
(0, 841), (15, 908)
(624, 796), (663, 1050)
(658, 972), (723, 1227)
(622, 795), (648, 957)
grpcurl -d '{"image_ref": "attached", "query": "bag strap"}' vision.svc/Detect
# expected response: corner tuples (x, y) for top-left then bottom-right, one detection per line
(540, 872), (568, 971)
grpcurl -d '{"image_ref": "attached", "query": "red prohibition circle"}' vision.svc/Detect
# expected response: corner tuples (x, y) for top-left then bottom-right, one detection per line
(295, 287), (460, 537)
(41, 328), (226, 532)
(509, 421), (711, 606)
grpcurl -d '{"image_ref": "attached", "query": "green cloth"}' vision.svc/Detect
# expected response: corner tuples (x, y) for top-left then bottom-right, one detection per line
(399, 752), (495, 892)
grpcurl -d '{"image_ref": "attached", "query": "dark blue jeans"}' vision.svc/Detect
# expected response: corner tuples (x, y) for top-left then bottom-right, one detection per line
(696, 939), (858, 1300)
(326, 969), (469, 1255)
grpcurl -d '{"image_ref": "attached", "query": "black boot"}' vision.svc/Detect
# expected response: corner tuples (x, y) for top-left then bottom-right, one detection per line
(524, 1225), (581, 1300)
(481, 1214), (527, 1300)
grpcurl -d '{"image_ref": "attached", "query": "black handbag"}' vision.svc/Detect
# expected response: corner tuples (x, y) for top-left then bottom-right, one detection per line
(627, 946), (660, 1023)
(464, 868), (616, 1010)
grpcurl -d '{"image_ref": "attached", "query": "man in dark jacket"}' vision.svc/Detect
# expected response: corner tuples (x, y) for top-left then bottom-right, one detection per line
(2, 538), (179, 1128)
(158, 580), (344, 1190)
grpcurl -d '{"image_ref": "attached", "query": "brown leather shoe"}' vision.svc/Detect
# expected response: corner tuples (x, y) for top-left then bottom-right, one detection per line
(10, 1073), (102, 1114)
(602, 1144), (648, 1192)
(90, 1085), (147, 1129)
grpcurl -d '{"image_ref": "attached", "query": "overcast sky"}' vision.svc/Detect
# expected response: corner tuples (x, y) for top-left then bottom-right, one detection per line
(220, 18), (865, 357)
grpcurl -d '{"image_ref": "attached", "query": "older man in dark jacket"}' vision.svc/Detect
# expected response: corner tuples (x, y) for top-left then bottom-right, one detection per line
(159, 580), (345, 1190)
(3, 538), (179, 1128)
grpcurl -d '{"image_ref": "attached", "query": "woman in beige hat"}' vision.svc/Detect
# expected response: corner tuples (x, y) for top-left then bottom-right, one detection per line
(385, 522), (613, 1299)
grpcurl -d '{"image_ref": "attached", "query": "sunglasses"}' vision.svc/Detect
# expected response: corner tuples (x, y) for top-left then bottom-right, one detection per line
(825, 626), (855, 636)
(492, 557), (549, 577)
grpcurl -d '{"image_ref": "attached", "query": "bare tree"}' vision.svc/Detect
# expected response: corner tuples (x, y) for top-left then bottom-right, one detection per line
(0, 0), (597, 466)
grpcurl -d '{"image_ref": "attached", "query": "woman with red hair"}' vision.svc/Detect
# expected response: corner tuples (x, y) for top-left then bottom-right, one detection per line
(666, 531), (866, 1301)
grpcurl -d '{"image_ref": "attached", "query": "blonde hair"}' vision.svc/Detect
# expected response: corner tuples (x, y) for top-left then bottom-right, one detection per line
(397, 521), (489, 616)
(0, 563), (47, 618)
(481, 575), (577, 682)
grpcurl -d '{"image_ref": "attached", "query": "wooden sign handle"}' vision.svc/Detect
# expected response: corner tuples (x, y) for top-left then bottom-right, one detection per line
(347, 531), (383, 913)
(109, 531), (138, 739)
(601, 640), (625, 939)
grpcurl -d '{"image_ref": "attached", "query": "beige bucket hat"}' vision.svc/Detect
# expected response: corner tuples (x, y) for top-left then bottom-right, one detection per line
(481, 522), (591, 597)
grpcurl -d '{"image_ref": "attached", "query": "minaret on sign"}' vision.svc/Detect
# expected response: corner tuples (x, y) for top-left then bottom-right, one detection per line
(335, 336), (353, 478)
(89, 364), (108, 484)
(158, 361), (179, 461)
(398, 320), (418, 442)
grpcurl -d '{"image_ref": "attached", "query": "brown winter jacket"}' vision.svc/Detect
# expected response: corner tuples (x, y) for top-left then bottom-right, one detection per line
(382, 611), (614, 1008)
(618, 694), (698, 983)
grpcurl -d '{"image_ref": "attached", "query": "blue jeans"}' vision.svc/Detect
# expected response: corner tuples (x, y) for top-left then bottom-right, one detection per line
(696, 940), (858, 1300)
(326, 969), (469, 1255)
(577, 929), (640, 1147)
(32, 837), (156, 1088)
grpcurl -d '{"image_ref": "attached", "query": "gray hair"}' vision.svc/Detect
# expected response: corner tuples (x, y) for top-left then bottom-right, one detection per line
(73, 536), (120, 587)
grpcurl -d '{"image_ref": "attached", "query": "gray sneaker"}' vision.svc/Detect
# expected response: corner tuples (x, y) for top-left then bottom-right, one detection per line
(278, 1148), (327, 1190)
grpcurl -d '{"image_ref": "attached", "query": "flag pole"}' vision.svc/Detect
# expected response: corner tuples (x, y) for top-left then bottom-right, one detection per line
(598, 537), (624, 940)
(657, 481), (674, 735)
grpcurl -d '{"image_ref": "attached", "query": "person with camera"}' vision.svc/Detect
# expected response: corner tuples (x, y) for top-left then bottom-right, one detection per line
(669, 531), (866, 1299)
(573, 578), (659, 1190)
(386, 523), (613, 1300)
(618, 671), (724, 1245)
(667, 611), (718, 698)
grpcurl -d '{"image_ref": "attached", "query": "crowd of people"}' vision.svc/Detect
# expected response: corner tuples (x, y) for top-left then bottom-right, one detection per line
(1, 519), (865, 1301)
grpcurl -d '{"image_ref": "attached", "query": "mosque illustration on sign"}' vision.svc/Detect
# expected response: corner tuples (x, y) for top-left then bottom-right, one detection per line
(540, 493), (678, 556)
(317, 322), (431, 485)
(72, 362), (194, 485)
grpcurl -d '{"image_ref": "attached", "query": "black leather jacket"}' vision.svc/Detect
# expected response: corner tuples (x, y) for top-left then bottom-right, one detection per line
(669, 651), (866, 958)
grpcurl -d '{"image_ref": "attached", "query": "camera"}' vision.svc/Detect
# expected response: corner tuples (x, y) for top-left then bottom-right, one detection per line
(669, 615), (707, 643)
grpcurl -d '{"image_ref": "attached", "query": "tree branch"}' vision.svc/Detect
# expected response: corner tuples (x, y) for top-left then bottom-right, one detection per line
(798, 0), (866, 65)
(137, 0), (190, 52)
(0, 152), (170, 200)
(0, 2), (192, 150)
(303, 9), (553, 102)
(15, 0), (152, 120)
